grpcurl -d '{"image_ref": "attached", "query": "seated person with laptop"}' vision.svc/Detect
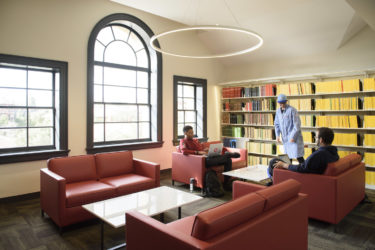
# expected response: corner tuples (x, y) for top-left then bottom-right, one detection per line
(267, 127), (339, 185)
(179, 125), (240, 190)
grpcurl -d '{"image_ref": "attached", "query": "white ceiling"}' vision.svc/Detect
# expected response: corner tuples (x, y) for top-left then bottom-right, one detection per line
(111, 0), (375, 66)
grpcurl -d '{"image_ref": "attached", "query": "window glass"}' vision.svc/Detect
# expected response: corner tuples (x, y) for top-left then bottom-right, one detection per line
(103, 67), (136, 87)
(96, 27), (114, 46)
(28, 71), (53, 89)
(28, 90), (52, 107)
(105, 41), (136, 66)
(29, 109), (53, 127)
(0, 67), (26, 88)
(0, 108), (27, 127)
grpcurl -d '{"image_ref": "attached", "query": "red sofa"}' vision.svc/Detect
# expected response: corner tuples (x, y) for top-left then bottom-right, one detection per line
(172, 141), (247, 189)
(40, 151), (160, 229)
(274, 153), (365, 224)
(126, 179), (308, 250)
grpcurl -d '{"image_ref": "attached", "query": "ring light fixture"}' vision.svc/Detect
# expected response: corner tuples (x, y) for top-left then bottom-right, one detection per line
(150, 25), (263, 59)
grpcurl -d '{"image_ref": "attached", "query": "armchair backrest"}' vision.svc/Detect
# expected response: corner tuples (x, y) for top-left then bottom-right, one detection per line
(191, 192), (264, 240)
(47, 155), (97, 183)
(95, 151), (134, 178)
(190, 179), (301, 240)
(324, 153), (362, 176)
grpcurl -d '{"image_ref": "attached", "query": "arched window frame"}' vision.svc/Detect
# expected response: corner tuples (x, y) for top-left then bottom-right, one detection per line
(86, 13), (163, 154)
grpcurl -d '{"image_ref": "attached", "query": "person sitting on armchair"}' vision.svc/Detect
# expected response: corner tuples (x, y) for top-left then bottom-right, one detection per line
(268, 127), (339, 185)
(179, 125), (239, 190)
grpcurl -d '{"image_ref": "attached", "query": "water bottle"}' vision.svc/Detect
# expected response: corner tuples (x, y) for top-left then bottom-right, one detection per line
(190, 178), (195, 192)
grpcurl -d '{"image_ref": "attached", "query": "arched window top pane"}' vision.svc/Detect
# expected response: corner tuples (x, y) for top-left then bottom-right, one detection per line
(96, 26), (114, 46)
(94, 41), (105, 62)
(136, 49), (148, 68)
(112, 25), (130, 41)
(128, 32), (144, 52)
(104, 41), (136, 66)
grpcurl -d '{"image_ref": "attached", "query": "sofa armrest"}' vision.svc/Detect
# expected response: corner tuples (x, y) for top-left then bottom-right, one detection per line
(40, 168), (66, 225)
(232, 181), (266, 199)
(226, 148), (247, 163)
(172, 152), (206, 188)
(126, 211), (207, 250)
(133, 158), (160, 187)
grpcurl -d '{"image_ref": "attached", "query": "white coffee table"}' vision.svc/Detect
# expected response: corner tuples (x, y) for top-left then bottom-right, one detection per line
(82, 186), (203, 250)
(223, 165), (270, 183)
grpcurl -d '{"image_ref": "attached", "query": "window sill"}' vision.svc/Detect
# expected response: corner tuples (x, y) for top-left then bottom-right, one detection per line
(86, 141), (164, 154)
(0, 149), (70, 164)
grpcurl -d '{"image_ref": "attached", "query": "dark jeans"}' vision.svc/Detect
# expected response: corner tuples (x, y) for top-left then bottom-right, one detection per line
(205, 155), (232, 183)
(267, 157), (304, 178)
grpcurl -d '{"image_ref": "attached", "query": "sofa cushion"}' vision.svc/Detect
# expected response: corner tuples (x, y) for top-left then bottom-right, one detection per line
(191, 192), (264, 240)
(65, 180), (116, 207)
(100, 173), (155, 196)
(95, 151), (134, 178)
(48, 155), (97, 184)
(256, 179), (301, 211)
(324, 154), (360, 176)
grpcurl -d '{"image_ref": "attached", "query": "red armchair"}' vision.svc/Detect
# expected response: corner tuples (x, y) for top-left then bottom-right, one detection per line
(273, 153), (365, 224)
(172, 141), (247, 189)
(40, 151), (160, 229)
(126, 179), (308, 250)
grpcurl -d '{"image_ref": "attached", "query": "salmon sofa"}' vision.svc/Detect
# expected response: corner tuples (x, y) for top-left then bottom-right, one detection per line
(274, 153), (365, 224)
(126, 179), (308, 250)
(40, 151), (160, 229)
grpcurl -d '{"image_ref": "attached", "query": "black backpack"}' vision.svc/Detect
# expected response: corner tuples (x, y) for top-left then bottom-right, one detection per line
(204, 170), (224, 197)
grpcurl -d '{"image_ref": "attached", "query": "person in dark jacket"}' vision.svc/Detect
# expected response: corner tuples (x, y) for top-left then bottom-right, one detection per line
(269, 127), (339, 179)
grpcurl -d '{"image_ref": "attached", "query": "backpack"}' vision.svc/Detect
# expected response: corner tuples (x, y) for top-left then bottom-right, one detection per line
(204, 170), (225, 197)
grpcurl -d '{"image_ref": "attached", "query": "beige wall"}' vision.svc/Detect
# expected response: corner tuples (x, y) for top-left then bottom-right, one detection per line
(225, 26), (375, 81)
(0, 0), (224, 198)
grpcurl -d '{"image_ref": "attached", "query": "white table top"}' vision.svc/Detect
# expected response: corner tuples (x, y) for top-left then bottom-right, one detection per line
(223, 165), (270, 182)
(82, 186), (203, 228)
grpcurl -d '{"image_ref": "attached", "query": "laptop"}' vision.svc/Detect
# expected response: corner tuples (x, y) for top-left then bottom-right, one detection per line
(207, 143), (223, 157)
(278, 154), (291, 165)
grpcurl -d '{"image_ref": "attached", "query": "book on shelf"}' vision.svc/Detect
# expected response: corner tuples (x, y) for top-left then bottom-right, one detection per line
(364, 115), (375, 128)
(363, 78), (375, 91)
(332, 133), (358, 146)
(244, 127), (274, 140)
(364, 152), (375, 167)
(304, 148), (313, 159)
(338, 151), (357, 158)
(364, 134), (375, 146)
(276, 82), (313, 96)
(315, 79), (360, 93)
(364, 97), (375, 110)
(223, 102), (242, 111)
(300, 115), (315, 127)
(365, 171), (375, 186)
(315, 97), (358, 110)
(222, 113), (230, 123)
(315, 115), (358, 128)
(222, 87), (243, 98)
(244, 113), (274, 125)
(288, 99), (312, 111)
(247, 142), (276, 155)
(302, 131), (313, 143)
(243, 84), (276, 97)
(248, 156), (270, 166)
(244, 99), (275, 111)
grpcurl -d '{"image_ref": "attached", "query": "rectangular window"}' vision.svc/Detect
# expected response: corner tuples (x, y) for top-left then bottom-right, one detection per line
(173, 76), (207, 144)
(0, 54), (68, 164)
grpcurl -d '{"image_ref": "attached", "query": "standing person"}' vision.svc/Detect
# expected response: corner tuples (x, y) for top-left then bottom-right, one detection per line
(274, 94), (305, 163)
(179, 125), (239, 190)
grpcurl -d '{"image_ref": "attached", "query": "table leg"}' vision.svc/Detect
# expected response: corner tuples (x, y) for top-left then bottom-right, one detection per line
(178, 207), (181, 219)
(101, 221), (104, 250)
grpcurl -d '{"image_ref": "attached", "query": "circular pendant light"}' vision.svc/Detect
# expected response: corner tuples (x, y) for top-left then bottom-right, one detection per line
(150, 25), (263, 59)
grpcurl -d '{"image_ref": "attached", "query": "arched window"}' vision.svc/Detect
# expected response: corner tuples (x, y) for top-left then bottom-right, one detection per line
(87, 13), (162, 153)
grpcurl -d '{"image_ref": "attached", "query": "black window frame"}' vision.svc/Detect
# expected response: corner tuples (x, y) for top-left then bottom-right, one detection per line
(173, 75), (207, 145)
(0, 54), (69, 164)
(87, 13), (163, 154)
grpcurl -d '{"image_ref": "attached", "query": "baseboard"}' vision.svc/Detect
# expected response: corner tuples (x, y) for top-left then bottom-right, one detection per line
(0, 192), (40, 203)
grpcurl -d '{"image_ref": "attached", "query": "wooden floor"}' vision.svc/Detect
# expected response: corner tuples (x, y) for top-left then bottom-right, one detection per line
(1, 171), (374, 250)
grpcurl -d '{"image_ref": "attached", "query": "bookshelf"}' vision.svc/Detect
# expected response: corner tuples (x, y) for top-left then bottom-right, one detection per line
(219, 71), (375, 189)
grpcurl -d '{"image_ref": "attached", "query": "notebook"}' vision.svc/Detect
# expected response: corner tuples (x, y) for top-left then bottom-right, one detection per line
(207, 143), (223, 157)
(278, 154), (291, 165)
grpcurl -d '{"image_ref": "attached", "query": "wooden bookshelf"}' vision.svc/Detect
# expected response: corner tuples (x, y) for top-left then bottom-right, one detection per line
(220, 73), (375, 189)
